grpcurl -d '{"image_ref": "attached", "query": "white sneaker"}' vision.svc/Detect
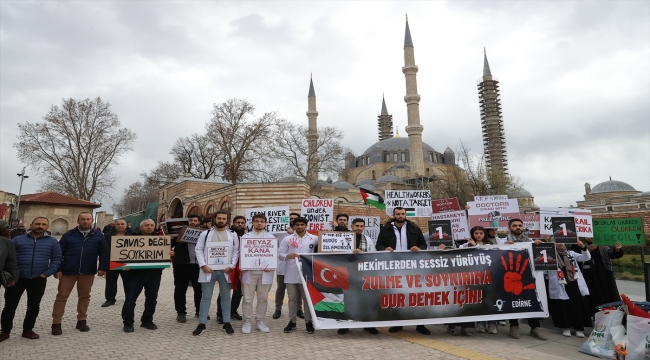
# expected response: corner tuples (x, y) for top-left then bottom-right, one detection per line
(562, 329), (571, 337)
(498, 321), (506, 326)
(257, 321), (270, 333)
(575, 331), (585, 338)
(241, 320), (251, 334)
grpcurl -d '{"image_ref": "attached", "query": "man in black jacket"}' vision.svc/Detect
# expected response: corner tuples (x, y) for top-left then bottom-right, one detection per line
(172, 214), (203, 323)
(376, 207), (429, 335)
(102, 219), (131, 307)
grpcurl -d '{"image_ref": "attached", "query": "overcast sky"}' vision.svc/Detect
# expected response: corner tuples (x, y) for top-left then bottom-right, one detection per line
(1, 0), (648, 214)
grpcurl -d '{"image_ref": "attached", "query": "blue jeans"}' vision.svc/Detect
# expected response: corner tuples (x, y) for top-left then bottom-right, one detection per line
(199, 271), (231, 324)
(121, 273), (161, 324)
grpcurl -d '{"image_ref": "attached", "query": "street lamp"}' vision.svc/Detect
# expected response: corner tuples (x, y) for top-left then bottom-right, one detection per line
(14, 167), (29, 226)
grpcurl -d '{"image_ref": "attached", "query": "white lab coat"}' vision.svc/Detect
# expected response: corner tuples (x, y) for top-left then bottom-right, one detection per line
(195, 228), (240, 283)
(278, 232), (318, 284)
(240, 231), (276, 285)
(545, 249), (591, 300)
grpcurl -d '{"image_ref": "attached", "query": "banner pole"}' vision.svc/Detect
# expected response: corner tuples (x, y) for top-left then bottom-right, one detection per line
(641, 246), (649, 302)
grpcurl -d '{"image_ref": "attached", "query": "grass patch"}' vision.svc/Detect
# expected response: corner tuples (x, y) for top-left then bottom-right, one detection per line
(612, 254), (647, 279)
(614, 271), (645, 282)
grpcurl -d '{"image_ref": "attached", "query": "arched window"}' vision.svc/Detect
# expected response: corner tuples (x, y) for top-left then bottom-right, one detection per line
(220, 201), (231, 212)
(385, 153), (390, 162)
(366, 156), (370, 164)
(430, 153), (434, 161)
(393, 153), (398, 162)
(206, 205), (216, 214)
(361, 158), (364, 166)
(401, 153), (406, 162)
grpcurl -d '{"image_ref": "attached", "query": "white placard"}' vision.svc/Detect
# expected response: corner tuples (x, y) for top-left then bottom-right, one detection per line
(351, 216), (381, 240)
(539, 207), (593, 237)
(245, 206), (290, 235)
(301, 199), (334, 233)
(205, 243), (231, 270)
(319, 232), (355, 252)
(240, 238), (278, 270)
(385, 190), (432, 217)
(430, 210), (471, 240)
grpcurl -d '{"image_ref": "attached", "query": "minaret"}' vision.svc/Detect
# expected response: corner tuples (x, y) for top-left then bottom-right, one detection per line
(478, 48), (509, 175)
(377, 94), (393, 141)
(402, 15), (424, 176)
(307, 74), (319, 182)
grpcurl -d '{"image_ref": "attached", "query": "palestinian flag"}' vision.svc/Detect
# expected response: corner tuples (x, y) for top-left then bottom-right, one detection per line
(109, 261), (171, 270)
(307, 282), (345, 314)
(360, 188), (386, 210)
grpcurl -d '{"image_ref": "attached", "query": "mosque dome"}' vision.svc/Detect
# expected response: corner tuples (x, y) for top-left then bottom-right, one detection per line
(355, 179), (376, 186)
(361, 137), (435, 156)
(331, 181), (356, 190)
(358, 183), (378, 191)
(376, 175), (403, 183)
(507, 187), (533, 198)
(591, 179), (637, 194)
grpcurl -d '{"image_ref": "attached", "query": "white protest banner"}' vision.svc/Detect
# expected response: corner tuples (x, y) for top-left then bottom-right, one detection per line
(177, 226), (205, 244)
(467, 197), (519, 231)
(520, 214), (541, 239)
(430, 210), (470, 240)
(240, 238), (278, 270)
(385, 190), (432, 217)
(205, 243), (231, 270)
(301, 199), (334, 234)
(110, 235), (171, 270)
(351, 216), (381, 240)
(474, 195), (508, 202)
(318, 231), (356, 252)
(539, 207), (593, 237)
(245, 206), (290, 235)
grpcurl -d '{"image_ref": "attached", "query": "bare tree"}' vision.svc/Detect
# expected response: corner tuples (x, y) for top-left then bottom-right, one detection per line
(273, 122), (347, 185)
(140, 161), (184, 186)
(14, 97), (136, 201)
(170, 134), (220, 179)
(430, 141), (521, 206)
(111, 181), (159, 216)
(206, 98), (281, 183)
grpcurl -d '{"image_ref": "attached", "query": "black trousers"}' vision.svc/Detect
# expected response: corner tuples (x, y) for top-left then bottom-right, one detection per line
(1, 277), (47, 333)
(217, 280), (242, 317)
(173, 263), (202, 315)
(509, 318), (541, 329)
(105, 270), (128, 301)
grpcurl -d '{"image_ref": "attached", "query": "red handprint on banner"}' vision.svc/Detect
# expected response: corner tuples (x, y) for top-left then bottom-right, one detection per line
(501, 252), (535, 295)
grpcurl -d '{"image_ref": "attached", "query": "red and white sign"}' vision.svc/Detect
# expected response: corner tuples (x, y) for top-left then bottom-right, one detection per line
(301, 199), (334, 234)
(466, 198), (520, 231)
(431, 198), (461, 213)
(430, 210), (470, 240)
(520, 214), (541, 239)
(539, 207), (593, 237)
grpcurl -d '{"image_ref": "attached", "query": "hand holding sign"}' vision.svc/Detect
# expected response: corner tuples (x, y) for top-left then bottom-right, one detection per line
(501, 252), (535, 295)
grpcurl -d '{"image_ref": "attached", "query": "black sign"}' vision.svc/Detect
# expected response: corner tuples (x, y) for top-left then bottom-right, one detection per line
(531, 243), (557, 271)
(551, 217), (578, 244)
(428, 220), (453, 247)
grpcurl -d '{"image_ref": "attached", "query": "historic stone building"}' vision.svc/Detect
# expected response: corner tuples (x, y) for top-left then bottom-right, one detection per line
(16, 192), (101, 235)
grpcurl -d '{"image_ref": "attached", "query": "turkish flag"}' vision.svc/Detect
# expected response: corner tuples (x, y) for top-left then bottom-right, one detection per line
(313, 259), (349, 290)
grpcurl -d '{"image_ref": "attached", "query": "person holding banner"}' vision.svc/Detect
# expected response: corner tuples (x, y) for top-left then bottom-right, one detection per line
(502, 219), (547, 341)
(216, 216), (246, 323)
(462, 226), (498, 334)
(172, 214), (203, 323)
(240, 214), (276, 334)
(278, 217), (318, 334)
(337, 218), (379, 336)
(273, 212), (303, 320)
(547, 239), (592, 338)
(102, 219), (132, 308)
(192, 211), (240, 336)
(376, 207), (430, 335)
(580, 239), (623, 314)
(120, 219), (166, 333)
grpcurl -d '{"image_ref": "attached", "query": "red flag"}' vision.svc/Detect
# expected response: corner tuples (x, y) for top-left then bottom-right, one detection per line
(313, 259), (349, 290)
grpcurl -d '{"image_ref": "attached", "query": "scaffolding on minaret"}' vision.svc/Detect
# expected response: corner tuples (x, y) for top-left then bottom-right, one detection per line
(377, 95), (393, 141)
(478, 48), (509, 175)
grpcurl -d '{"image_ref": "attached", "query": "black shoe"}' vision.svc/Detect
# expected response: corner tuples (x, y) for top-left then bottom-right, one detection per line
(306, 321), (315, 334)
(297, 310), (305, 319)
(388, 326), (403, 333)
(123, 324), (134, 333)
(364, 327), (379, 334)
(101, 300), (116, 307)
(192, 324), (206, 336)
(416, 325), (431, 335)
(216, 316), (224, 324)
(284, 321), (296, 333)
(232, 312), (243, 321)
(337, 328), (349, 335)
(176, 313), (187, 323)
(76, 320), (90, 332)
(272, 310), (281, 319)
(51, 324), (62, 336)
(140, 322), (158, 330)
(223, 322), (234, 335)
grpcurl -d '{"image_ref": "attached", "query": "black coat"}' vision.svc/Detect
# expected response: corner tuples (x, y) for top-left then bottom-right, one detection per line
(376, 220), (427, 251)
(0, 236), (19, 284)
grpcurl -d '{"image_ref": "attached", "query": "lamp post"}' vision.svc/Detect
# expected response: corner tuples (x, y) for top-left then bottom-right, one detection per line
(14, 167), (29, 226)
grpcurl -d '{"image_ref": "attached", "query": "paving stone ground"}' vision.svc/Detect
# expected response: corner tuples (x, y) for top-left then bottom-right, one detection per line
(0, 270), (595, 360)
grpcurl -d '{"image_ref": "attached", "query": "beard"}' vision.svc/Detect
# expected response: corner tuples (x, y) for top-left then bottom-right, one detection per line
(215, 222), (226, 229)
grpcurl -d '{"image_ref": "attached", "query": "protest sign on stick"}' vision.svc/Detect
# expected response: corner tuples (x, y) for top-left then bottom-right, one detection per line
(110, 235), (171, 270)
(240, 238), (278, 270)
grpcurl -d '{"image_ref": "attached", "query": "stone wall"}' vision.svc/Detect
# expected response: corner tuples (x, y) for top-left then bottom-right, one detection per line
(18, 204), (96, 236)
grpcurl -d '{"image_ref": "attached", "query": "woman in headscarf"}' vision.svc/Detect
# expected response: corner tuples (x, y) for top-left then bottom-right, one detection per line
(546, 238), (592, 338)
(462, 226), (498, 334)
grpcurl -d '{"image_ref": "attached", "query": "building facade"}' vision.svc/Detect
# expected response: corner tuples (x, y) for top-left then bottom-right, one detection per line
(17, 192), (101, 236)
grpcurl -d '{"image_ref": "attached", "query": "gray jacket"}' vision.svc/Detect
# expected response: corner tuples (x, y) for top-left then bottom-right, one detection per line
(0, 236), (19, 285)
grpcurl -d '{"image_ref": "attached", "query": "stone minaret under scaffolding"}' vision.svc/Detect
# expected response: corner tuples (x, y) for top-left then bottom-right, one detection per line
(478, 48), (509, 175)
(307, 75), (319, 182)
(377, 95), (393, 141)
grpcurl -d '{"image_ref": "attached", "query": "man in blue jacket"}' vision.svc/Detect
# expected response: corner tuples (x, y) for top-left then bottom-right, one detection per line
(0, 217), (62, 341)
(51, 212), (108, 335)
